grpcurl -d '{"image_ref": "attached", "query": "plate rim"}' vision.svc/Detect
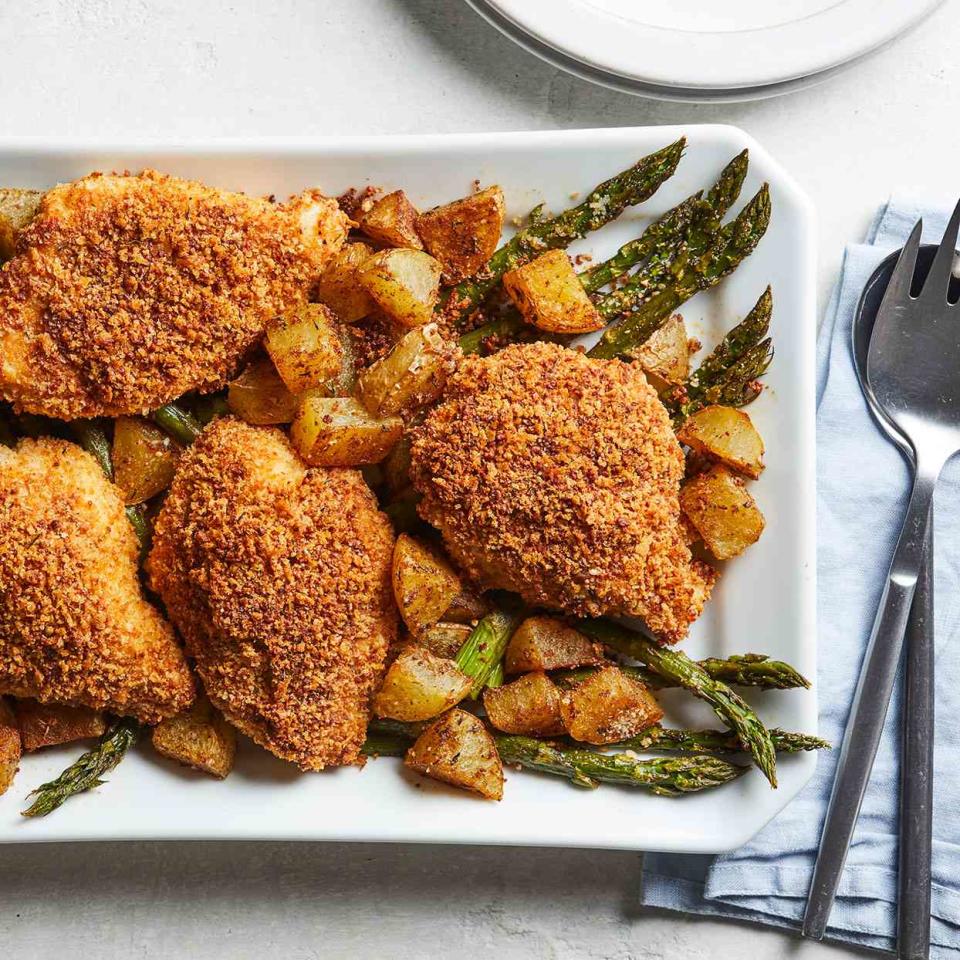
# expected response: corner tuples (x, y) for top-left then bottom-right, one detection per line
(479, 0), (944, 90)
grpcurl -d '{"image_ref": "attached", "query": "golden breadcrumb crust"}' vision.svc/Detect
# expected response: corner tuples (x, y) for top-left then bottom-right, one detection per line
(0, 438), (195, 722)
(0, 169), (350, 419)
(409, 342), (715, 644)
(147, 418), (397, 771)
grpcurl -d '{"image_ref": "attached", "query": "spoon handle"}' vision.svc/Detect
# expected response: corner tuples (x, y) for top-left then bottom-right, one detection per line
(898, 516), (934, 960)
(803, 466), (937, 941)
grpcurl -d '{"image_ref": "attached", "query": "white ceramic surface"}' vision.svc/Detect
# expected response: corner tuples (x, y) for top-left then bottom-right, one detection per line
(479, 0), (944, 92)
(0, 125), (816, 852)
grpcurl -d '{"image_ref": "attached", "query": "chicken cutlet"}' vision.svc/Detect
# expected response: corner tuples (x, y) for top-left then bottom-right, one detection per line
(147, 418), (397, 771)
(0, 437), (195, 722)
(409, 341), (715, 644)
(0, 170), (350, 419)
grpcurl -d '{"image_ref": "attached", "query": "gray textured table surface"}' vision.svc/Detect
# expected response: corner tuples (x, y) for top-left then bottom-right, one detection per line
(2, 2), (958, 957)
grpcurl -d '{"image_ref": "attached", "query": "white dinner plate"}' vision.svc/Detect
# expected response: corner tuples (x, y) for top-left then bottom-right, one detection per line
(0, 126), (816, 852)
(474, 0), (944, 93)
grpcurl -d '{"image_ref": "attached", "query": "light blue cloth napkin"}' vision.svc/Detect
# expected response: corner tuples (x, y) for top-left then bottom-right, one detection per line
(641, 200), (960, 957)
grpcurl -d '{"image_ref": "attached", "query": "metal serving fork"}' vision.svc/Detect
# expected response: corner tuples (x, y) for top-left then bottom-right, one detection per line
(803, 203), (960, 942)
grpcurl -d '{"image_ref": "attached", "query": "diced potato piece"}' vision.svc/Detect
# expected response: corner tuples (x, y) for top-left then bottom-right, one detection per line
(443, 587), (489, 624)
(680, 464), (765, 560)
(417, 622), (472, 659)
(359, 248), (442, 328)
(112, 416), (180, 505)
(317, 242), (375, 323)
(356, 322), (456, 418)
(560, 666), (664, 745)
(265, 303), (344, 394)
(360, 190), (424, 250)
(151, 694), (237, 779)
(0, 188), (42, 261)
(13, 699), (106, 751)
(417, 186), (505, 283)
(291, 395), (402, 467)
(505, 616), (605, 674)
(228, 357), (299, 425)
(373, 647), (472, 722)
(503, 249), (604, 334)
(392, 533), (463, 634)
(483, 671), (565, 736)
(405, 708), (503, 800)
(677, 405), (765, 480)
(631, 314), (690, 390)
(0, 698), (21, 797)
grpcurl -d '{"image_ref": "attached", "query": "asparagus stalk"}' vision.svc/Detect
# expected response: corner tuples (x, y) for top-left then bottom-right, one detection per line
(495, 736), (747, 795)
(360, 732), (409, 758)
(151, 402), (203, 446)
(588, 183), (771, 360)
(22, 717), (140, 817)
(673, 287), (774, 420)
(556, 651), (810, 691)
(614, 724), (829, 756)
(578, 619), (779, 787)
(455, 610), (521, 697)
(439, 138), (686, 325)
(71, 420), (150, 554)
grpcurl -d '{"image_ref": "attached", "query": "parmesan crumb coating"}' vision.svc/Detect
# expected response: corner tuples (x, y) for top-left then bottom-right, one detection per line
(409, 342), (715, 644)
(147, 418), (397, 771)
(0, 170), (350, 419)
(0, 438), (195, 723)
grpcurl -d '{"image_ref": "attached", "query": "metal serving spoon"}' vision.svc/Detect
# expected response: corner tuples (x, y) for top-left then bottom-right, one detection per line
(851, 244), (937, 960)
(804, 205), (960, 945)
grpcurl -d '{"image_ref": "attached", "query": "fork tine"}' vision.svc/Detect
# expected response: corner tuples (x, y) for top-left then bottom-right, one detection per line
(877, 218), (922, 316)
(920, 198), (960, 301)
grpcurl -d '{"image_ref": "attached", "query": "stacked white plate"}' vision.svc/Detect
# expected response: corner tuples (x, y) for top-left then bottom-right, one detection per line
(466, 0), (944, 102)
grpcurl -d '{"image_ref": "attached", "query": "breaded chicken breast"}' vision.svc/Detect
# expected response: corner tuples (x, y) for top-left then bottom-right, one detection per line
(147, 418), (397, 771)
(0, 438), (195, 722)
(409, 342), (715, 644)
(0, 170), (350, 419)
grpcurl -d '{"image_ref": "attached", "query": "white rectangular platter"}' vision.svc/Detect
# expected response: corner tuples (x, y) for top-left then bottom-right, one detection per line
(0, 125), (816, 851)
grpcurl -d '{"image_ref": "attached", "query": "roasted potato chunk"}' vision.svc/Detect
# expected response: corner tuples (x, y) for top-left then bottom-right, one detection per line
(0, 698), (21, 796)
(405, 708), (503, 800)
(417, 186), (505, 283)
(680, 464), (765, 560)
(360, 190), (423, 250)
(503, 249), (604, 334)
(112, 416), (180, 505)
(359, 248), (442, 328)
(265, 303), (345, 394)
(392, 533), (463, 635)
(631, 314), (690, 390)
(151, 693), (237, 779)
(677, 405), (765, 479)
(0, 187), (42, 261)
(417, 621), (472, 659)
(356, 322), (456, 418)
(291, 395), (402, 467)
(317, 242), (375, 323)
(373, 647), (472, 722)
(228, 357), (299, 425)
(14, 699), (107, 751)
(560, 666), (663, 745)
(443, 587), (489, 624)
(505, 616), (605, 674)
(483, 671), (565, 736)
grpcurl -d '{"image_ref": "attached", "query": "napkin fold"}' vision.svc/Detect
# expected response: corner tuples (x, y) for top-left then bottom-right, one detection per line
(641, 199), (960, 957)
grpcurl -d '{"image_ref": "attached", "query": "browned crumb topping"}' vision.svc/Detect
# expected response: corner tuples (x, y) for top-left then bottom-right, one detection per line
(0, 438), (195, 722)
(147, 418), (397, 770)
(409, 342), (714, 644)
(0, 170), (349, 419)
(349, 310), (405, 368)
(337, 185), (381, 221)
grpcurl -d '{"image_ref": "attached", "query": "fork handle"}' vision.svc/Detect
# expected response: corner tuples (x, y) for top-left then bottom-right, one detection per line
(899, 515), (934, 960)
(803, 466), (938, 941)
